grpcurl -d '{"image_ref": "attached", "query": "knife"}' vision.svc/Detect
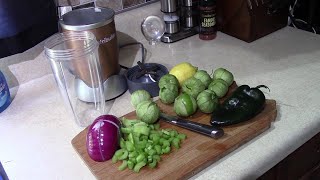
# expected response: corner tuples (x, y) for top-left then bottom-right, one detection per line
(159, 113), (224, 139)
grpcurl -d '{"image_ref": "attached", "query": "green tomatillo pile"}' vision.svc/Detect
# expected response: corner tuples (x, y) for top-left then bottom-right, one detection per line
(159, 65), (235, 117)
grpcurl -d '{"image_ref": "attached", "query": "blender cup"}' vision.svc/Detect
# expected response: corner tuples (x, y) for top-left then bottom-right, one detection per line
(44, 31), (106, 127)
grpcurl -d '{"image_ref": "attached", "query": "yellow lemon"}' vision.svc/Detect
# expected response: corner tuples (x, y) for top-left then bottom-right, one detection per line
(169, 62), (198, 86)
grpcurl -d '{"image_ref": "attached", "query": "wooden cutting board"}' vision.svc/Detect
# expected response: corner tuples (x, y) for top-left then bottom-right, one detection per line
(71, 83), (277, 180)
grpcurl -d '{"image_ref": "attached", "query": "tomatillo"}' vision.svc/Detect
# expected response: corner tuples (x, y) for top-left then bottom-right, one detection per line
(174, 93), (197, 117)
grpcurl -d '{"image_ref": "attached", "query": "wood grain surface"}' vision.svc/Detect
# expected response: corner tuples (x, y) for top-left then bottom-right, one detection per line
(72, 84), (277, 180)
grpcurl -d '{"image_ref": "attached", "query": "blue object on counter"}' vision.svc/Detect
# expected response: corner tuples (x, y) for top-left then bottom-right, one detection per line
(0, 71), (11, 113)
(0, 161), (8, 180)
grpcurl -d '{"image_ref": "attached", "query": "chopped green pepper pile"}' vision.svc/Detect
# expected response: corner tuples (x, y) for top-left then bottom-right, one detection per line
(112, 117), (186, 173)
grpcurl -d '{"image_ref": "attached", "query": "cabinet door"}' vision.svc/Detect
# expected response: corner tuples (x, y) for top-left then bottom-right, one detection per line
(259, 132), (320, 179)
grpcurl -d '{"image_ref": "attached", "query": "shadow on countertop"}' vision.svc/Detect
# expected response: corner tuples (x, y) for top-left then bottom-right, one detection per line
(0, 39), (45, 89)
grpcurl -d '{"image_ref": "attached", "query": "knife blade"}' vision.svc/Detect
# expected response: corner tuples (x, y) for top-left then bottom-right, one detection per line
(159, 113), (224, 139)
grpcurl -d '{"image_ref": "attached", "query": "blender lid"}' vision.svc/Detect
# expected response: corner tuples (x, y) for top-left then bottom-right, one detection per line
(60, 7), (115, 31)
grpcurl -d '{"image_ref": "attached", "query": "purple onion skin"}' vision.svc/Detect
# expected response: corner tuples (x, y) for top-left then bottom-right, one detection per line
(86, 115), (120, 162)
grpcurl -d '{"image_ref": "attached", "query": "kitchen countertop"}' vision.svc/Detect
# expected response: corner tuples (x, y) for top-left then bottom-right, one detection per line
(1, 3), (320, 180)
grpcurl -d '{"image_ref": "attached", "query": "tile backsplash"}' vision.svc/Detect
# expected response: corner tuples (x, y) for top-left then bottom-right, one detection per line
(57, 0), (159, 13)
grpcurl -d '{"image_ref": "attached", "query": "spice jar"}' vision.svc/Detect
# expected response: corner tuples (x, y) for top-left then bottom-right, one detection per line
(199, 0), (217, 40)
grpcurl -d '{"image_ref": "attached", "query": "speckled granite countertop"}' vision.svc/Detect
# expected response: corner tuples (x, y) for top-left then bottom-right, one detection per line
(1, 2), (320, 180)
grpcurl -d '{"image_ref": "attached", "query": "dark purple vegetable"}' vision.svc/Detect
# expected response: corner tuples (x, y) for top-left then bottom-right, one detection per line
(86, 115), (120, 162)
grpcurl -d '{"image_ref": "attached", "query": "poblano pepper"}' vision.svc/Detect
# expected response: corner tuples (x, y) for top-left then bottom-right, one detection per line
(210, 85), (269, 126)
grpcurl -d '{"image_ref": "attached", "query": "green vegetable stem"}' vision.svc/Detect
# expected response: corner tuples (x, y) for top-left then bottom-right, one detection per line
(211, 85), (269, 126)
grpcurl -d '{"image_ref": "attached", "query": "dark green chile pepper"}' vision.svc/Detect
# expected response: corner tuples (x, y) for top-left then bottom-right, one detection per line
(210, 85), (269, 126)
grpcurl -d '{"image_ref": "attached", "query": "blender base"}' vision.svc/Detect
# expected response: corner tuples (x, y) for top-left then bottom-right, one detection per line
(161, 26), (199, 43)
(75, 72), (128, 102)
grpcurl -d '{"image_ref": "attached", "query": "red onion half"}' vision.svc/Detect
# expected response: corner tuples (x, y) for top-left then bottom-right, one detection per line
(86, 115), (120, 162)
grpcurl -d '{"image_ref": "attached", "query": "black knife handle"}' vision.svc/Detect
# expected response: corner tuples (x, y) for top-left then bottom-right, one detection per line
(160, 113), (224, 139)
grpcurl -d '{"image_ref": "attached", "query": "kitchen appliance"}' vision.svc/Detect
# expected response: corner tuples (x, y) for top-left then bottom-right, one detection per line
(181, 0), (199, 28)
(126, 62), (168, 97)
(141, 15), (166, 45)
(44, 31), (106, 127)
(160, 0), (199, 43)
(59, 7), (127, 100)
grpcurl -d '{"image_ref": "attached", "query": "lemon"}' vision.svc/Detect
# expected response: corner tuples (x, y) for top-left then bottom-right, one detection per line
(169, 62), (198, 86)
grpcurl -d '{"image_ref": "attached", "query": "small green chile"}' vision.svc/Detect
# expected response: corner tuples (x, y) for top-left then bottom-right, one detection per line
(174, 93), (197, 117)
(213, 68), (234, 86)
(131, 90), (151, 109)
(196, 90), (219, 113)
(208, 79), (229, 98)
(211, 85), (269, 126)
(181, 77), (206, 99)
(194, 70), (212, 88)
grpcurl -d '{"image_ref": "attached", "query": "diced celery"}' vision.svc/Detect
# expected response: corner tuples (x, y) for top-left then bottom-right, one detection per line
(153, 155), (161, 162)
(154, 123), (160, 130)
(121, 127), (132, 134)
(133, 161), (147, 173)
(118, 160), (127, 171)
(127, 160), (134, 170)
(126, 141), (135, 152)
(148, 159), (157, 168)
(129, 151), (138, 158)
(162, 140), (170, 147)
(133, 125), (150, 136)
(136, 153), (146, 163)
(162, 146), (171, 154)
(121, 117), (141, 127)
(154, 145), (161, 155)
(169, 130), (178, 137)
(177, 133), (187, 140)
(118, 150), (128, 160)
(172, 137), (180, 149)
(111, 154), (118, 163)
(120, 138), (126, 149)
